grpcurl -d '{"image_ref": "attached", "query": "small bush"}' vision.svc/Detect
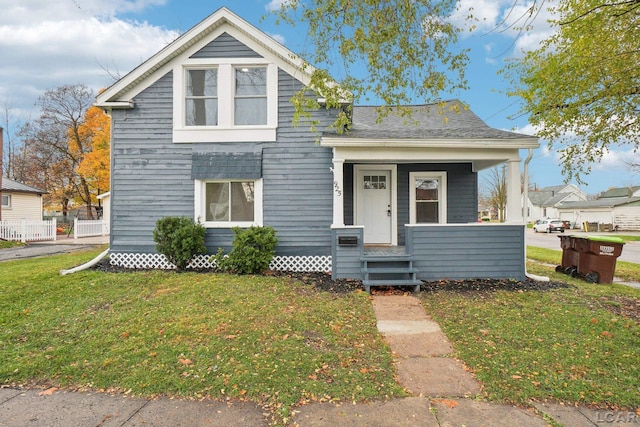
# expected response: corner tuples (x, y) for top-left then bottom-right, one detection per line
(153, 216), (207, 270)
(213, 226), (278, 274)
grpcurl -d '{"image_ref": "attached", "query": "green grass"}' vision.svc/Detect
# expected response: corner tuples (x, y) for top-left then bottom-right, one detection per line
(0, 249), (404, 426)
(527, 245), (640, 283)
(0, 240), (25, 249)
(420, 260), (640, 411)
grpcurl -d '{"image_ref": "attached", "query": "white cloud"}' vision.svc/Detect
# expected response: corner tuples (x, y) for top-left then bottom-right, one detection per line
(265, 0), (290, 12)
(268, 32), (286, 45)
(0, 0), (177, 118)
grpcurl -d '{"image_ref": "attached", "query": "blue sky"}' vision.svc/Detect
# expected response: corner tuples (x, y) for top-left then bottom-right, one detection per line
(0, 0), (637, 194)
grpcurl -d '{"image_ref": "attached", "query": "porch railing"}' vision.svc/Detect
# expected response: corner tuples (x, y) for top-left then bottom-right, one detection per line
(74, 218), (109, 239)
(0, 219), (57, 242)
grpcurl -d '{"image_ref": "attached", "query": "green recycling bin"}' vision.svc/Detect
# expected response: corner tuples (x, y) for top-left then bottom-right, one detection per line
(574, 236), (625, 283)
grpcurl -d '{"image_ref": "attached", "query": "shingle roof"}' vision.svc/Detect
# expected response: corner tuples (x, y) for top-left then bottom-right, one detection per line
(324, 101), (538, 142)
(1, 177), (46, 194)
(558, 197), (640, 209)
(599, 186), (640, 198)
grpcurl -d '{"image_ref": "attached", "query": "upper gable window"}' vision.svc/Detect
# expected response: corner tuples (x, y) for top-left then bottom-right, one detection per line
(186, 69), (218, 126)
(174, 61), (277, 143)
(235, 67), (266, 125)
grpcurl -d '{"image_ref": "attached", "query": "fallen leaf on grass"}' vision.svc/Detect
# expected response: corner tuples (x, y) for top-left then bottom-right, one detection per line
(38, 387), (58, 396)
(511, 375), (522, 379)
(178, 358), (193, 366)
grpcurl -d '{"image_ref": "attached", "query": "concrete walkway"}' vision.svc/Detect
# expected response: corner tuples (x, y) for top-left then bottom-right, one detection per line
(1, 295), (638, 426)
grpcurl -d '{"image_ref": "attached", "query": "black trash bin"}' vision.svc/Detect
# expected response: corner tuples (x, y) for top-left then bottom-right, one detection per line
(574, 236), (625, 283)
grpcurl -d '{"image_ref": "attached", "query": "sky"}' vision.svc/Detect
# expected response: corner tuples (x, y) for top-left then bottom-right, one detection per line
(0, 0), (637, 195)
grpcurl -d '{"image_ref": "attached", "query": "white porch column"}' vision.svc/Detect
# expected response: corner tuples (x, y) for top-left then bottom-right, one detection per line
(332, 157), (345, 227)
(506, 158), (524, 223)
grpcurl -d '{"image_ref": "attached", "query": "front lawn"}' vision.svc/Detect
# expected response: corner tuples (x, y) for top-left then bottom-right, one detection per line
(420, 260), (640, 411)
(0, 249), (404, 425)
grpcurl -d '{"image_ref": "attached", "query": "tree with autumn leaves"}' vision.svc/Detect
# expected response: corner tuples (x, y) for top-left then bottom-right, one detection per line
(14, 84), (109, 219)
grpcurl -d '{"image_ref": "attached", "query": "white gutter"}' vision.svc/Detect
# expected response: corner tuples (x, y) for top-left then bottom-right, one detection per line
(60, 248), (109, 276)
(523, 148), (549, 282)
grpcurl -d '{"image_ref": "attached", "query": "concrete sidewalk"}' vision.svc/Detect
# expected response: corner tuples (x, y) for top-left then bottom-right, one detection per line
(1, 295), (638, 426)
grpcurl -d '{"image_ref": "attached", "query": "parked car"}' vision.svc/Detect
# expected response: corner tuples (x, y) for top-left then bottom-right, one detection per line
(534, 219), (565, 233)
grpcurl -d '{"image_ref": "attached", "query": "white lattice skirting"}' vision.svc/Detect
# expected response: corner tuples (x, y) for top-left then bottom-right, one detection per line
(109, 252), (332, 272)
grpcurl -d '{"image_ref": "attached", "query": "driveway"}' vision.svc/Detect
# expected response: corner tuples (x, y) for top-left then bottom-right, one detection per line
(526, 229), (639, 264)
(0, 236), (108, 262)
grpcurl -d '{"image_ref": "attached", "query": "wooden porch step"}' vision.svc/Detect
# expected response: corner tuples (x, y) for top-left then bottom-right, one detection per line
(362, 267), (417, 274)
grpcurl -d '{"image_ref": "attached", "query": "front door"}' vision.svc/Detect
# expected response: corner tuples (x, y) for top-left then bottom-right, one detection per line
(356, 169), (392, 245)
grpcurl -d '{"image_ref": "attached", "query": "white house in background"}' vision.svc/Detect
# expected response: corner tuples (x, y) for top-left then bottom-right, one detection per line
(97, 191), (110, 228)
(527, 184), (587, 221)
(1, 177), (47, 221)
(557, 186), (640, 231)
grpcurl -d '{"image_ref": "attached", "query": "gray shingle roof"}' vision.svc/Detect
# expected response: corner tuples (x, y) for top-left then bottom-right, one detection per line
(1, 177), (46, 194)
(558, 197), (640, 209)
(324, 100), (537, 141)
(599, 186), (640, 198)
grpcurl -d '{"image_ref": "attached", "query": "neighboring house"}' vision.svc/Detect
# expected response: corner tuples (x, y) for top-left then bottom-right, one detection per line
(558, 187), (640, 231)
(526, 184), (587, 222)
(598, 186), (640, 199)
(97, 192), (110, 225)
(95, 8), (539, 286)
(0, 177), (46, 221)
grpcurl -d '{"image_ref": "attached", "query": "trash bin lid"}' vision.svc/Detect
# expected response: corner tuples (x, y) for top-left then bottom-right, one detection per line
(585, 235), (625, 244)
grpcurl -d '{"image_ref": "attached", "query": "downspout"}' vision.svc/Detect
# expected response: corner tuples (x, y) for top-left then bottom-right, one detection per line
(523, 148), (549, 282)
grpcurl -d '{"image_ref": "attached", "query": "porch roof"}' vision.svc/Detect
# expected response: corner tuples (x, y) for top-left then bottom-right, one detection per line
(322, 100), (539, 149)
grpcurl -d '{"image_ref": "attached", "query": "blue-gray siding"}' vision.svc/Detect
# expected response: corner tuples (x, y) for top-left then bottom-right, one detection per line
(331, 227), (364, 279)
(190, 32), (262, 58)
(109, 33), (337, 256)
(110, 71), (193, 253)
(406, 225), (526, 281)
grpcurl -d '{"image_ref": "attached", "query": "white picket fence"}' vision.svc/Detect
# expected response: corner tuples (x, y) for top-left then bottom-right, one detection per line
(0, 219), (57, 242)
(74, 218), (109, 239)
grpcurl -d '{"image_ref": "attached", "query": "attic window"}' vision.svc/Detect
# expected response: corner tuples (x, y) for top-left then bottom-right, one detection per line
(174, 61), (277, 143)
(186, 69), (218, 126)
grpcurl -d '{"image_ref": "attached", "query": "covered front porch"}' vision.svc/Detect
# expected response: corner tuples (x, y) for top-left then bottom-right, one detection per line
(320, 103), (539, 287)
(332, 223), (527, 291)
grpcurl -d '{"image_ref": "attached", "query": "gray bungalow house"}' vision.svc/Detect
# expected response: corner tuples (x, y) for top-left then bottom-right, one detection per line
(96, 8), (539, 289)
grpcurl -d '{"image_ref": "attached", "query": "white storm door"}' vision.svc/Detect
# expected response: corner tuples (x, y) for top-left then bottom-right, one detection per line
(356, 169), (392, 244)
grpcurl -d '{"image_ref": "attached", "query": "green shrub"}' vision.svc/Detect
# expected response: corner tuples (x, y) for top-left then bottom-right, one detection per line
(213, 226), (278, 274)
(153, 216), (207, 270)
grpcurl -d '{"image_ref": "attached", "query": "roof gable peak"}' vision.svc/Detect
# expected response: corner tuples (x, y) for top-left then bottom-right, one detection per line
(96, 7), (312, 108)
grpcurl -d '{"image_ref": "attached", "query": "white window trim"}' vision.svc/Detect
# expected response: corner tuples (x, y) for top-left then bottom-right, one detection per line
(409, 172), (447, 224)
(174, 59), (278, 143)
(194, 179), (263, 228)
(1, 194), (11, 208)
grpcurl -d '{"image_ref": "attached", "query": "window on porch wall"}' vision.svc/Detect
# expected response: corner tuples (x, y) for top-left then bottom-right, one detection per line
(409, 172), (447, 224)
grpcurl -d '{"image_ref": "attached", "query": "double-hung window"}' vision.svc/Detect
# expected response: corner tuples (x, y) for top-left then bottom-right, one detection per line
(185, 68), (218, 126)
(409, 172), (447, 224)
(196, 179), (263, 227)
(174, 62), (277, 143)
(1, 194), (10, 208)
(234, 67), (267, 125)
